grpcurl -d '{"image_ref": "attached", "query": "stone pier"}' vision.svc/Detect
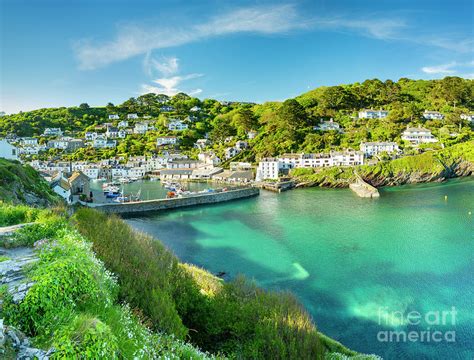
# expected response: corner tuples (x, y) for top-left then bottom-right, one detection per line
(349, 174), (380, 198)
(90, 187), (260, 215)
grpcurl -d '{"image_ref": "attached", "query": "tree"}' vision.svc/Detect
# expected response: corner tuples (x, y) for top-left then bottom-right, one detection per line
(79, 103), (90, 110)
(276, 99), (309, 137)
(232, 107), (257, 135)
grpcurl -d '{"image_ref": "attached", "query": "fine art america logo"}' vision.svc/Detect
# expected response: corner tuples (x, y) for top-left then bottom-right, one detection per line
(377, 307), (457, 343)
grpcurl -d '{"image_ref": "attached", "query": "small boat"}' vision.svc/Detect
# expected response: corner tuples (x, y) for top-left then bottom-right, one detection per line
(119, 177), (131, 184)
(105, 192), (120, 198)
(103, 186), (120, 194)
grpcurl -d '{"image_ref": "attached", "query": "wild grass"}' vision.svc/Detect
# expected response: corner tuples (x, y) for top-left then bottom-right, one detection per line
(73, 208), (360, 359)
(1, 208), (215, 359)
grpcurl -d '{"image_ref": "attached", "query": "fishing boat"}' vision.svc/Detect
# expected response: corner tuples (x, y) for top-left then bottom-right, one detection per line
(119, 177), (131, 184)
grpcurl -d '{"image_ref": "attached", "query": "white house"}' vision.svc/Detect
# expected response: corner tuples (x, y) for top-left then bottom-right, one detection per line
(247, 130), (257, 139)
(360, 142), (399, 157)
(134, 122), (149, 134)
(108, 114), (120, 120)
(195, 139), (209, 149)
(160, 106), (175, 112)
(43, 128), (63, 136)
(168, 120), (188, 131)
(106, 126), (120, 139)
(166, 159), (203, 169)
(423, 111), (444, 120)
(461, 113), (474, 122)
(235, 140), (248, 150)
(314, 119), (341, 132)
(198, 152), (221, 166)
(358, 109), (389, 119)
(19, 137), (38, 146)
(85, 132), (98, 141)
(401, 127), (438, 145)
(330, 150), (364, 166)
(0, 139), (18, 160)
(157, 136), (178, 146)
(47, 138), (70, 150)
(118, 120), (129, 128)
(51, 177), (72, 204)
(127, 113), (138, 119)
(190, 106), (201, 112)
(82, 166), (100, 179)
(224, 147), (240, 159)
(256, 158), (280, 181)
(230, 162), (252, 171)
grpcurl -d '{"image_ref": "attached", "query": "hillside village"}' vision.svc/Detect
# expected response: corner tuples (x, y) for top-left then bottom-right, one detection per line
(0, 78), (473, 203)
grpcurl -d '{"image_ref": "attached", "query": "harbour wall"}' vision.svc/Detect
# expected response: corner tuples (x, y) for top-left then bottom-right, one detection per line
(349, 173), (380, 198)
(91, 187), (260, 215)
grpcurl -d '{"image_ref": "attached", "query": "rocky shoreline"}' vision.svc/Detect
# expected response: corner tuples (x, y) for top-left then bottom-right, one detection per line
(292, 159), (474, 190)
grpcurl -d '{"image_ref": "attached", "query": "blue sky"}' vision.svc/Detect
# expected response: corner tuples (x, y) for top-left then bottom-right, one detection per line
(1, 0), (473, 114)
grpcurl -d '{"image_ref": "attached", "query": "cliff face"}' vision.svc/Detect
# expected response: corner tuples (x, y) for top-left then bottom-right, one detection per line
(292, 141), (474, 189)
(0, 159), (60, 206)
(361, 158), (473, 187)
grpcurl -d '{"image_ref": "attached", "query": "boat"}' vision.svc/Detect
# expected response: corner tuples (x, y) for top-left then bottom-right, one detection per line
(103, 185), (120, 194)
(105, 191), (120, 198)
(119, 177), (131, 184)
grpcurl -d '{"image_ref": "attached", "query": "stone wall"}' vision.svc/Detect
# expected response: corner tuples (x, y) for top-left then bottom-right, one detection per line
(92, 187), (260, 215)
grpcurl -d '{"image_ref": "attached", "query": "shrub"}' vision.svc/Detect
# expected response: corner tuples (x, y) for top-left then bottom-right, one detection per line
(0, 203), (40, 226)
(73, 208), (201, 339)
(53, 315), (119, 359)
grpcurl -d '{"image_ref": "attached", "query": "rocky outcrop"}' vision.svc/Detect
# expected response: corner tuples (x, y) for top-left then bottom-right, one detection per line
(0, 246), (55, 359)
(0, 319), (54, 359)
(361, 159), (474, 188)
(0, 247), (37, 304)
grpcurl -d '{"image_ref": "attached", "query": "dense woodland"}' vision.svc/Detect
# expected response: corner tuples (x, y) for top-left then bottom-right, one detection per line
(1, 77), (473, 162)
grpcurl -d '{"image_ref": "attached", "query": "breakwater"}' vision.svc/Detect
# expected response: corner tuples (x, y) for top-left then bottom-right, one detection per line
(91, 187), (259, 215)
(349, 174), (380, 198)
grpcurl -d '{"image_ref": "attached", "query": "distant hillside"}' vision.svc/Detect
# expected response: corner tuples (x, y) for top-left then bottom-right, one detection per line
(0, 158), (60, 206)
(0, 77), (472, 162)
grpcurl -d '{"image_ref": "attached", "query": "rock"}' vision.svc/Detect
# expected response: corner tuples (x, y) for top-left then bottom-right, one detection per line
(7, 329), (21, 347)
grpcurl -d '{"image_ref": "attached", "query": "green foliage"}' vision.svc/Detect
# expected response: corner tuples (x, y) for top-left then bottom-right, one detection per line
(0, 203), (40, 226)
(1, 211), (214, 359)
(73, 208), (197, 339)
(73, 208), (357, 359)
(0, 159), (60, 205)
(0, 212), (65, 248)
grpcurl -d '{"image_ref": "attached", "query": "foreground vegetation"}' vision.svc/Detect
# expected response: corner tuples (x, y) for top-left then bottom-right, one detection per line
(0, 202), (380, 359)
(0, 158), (59, 206)
(0, 206), (219, 359)
(74, 208), (363, 359)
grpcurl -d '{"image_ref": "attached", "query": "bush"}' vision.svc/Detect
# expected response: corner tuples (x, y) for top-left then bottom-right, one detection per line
(0, 203), (40, 226)
(73, 208), (358, 359)
(73, 208), (201, 339)
(53, 315), (119, 358)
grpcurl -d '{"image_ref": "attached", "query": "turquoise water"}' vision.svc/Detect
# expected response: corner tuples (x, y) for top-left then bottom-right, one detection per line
(90, 180), (224, 203)
(126, 178), (474, 359)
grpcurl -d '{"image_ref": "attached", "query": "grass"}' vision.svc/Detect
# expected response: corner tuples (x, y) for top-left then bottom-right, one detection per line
(0, 158), (60, 205)
(73, 208), (363, 359)
(1, 207), (216, 359)
(0, 203), (40, 227)
(0, 202), (373, 359)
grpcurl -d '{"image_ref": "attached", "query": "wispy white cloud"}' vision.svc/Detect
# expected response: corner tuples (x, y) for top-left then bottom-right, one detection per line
(75, 4), (306, 70)
(421, 61), (474, 77)
(422, 62), (457, 74)
(315, 17), (407, 40)
(74, 4), (473, 70)
(141, 55), (202, 96)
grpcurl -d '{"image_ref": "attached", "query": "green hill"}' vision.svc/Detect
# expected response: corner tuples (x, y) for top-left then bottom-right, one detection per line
(0, 159), (60, 206)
